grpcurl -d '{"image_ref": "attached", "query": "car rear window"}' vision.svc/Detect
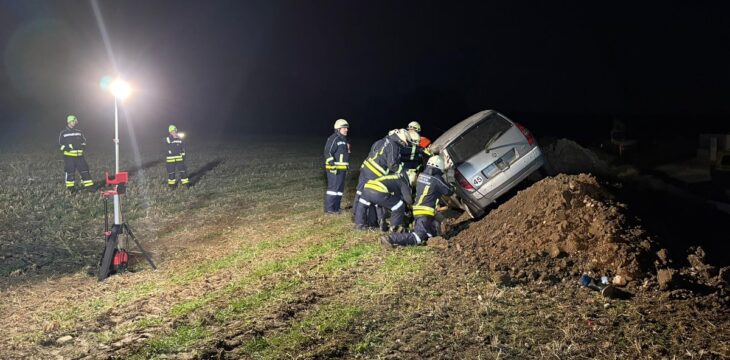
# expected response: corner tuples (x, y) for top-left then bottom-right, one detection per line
(446, 114), (512, 164)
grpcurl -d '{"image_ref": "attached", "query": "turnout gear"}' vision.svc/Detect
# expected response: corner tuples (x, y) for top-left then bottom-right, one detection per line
(334, 118), (349, 129)
(383, 166), (454, 246)
(407, 121), (421, 133)
(165, 126), (189, 187)
(324, 127), (351, 213)
(58, 119), (93, 191)
(353, 133), (406, 226)
(355, 173), (413, 228)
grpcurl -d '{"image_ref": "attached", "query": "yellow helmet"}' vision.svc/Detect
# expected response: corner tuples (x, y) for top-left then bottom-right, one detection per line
(168, 124), (177, 133)
(67, 115), (77, 124)
(407, 121), (421, 132)
(334, 119), (349, 129)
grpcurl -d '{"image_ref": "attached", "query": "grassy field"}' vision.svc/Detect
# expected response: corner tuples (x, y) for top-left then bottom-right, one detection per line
(0, 137), (727, 359)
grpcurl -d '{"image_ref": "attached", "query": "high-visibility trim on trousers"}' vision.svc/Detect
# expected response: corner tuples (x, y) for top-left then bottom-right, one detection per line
(412, 205), (435, 216)
(391, 200), (404, 211)
(63, 150), (84, 157)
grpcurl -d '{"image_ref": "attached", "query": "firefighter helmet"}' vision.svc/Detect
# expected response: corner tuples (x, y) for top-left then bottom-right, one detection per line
(394, 129), (409, 144)
(407, 121), (421, 132)
(334, 119), (349, 129)
(168, 124), (177, 133)
(407, 130), (420, 145)
(426, 155), (444, 170)
(67, 115), (77, 124)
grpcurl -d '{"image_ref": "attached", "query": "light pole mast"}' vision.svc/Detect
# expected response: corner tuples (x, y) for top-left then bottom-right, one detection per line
(113, 95), (121, 225)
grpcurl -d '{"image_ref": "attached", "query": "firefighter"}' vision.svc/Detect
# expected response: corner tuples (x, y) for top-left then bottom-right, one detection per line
(165, 125), (189, 187)
(380, 155), (454, 247)
(355, 171), (414, 231)
(58, 115), (94, 192)
(407, 121), (421, 134)
(399, 129), (425, 173)
(353, 129), (409, 229)
(324, 119), (351, 214)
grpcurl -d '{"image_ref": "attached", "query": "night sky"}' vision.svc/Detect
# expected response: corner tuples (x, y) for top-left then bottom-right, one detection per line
(1, 1), (729, 144)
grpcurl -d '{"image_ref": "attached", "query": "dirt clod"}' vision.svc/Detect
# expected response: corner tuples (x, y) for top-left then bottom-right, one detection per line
(657, 269), (677, 290)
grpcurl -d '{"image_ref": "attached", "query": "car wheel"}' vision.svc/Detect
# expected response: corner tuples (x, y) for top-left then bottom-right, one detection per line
(464, 201), (485, 219)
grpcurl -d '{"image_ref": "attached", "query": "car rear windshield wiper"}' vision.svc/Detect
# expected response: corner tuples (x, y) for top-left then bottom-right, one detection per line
(484, 130), (505, 153)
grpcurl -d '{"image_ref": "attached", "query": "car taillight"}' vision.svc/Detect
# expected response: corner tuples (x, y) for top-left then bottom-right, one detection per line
(454, 168), (474, 190)
(515, 123), (535, 145)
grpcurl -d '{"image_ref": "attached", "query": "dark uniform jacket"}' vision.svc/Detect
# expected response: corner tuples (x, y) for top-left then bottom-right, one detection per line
(58, 126), (87, 157)
(362, 134), (403, 177)
(324, 131), (350, 171)
(165, 135), (186, 161)
(364, 174), (413, 205)
(399, 144), (429, 172)
(412, 167), (454, 216)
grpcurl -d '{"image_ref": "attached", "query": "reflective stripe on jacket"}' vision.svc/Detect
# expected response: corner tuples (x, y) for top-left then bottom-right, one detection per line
(59, 127), (87, 156)
(324, 131), (350, 170)
(413, 168), (453, 217)
(363, 174), (413, 205)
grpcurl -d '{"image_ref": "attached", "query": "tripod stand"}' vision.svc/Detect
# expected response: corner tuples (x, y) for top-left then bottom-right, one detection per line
(98, 172), (156, 281)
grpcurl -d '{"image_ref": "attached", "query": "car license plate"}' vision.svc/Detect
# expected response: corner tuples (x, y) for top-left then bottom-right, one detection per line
(495, 158), (509, 171)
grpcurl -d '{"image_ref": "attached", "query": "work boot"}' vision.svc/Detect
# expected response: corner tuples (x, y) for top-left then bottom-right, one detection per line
(379, 236), (394, 249)
(378, 219), (389, 232)
(390, 225), (405, 233)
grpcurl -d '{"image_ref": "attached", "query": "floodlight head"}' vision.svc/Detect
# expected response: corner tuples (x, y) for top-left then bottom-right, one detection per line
(109, 79), (131, 100)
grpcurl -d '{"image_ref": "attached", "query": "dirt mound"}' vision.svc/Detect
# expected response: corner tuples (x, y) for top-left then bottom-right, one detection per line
(446, 174), (655, 285)
(540, 138), (610, 176)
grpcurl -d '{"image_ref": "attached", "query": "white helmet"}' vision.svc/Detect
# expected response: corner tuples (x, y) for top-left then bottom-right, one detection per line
(334, 119), (349, 129)
(407, 121), (421, 133)
(394, 128), (409, 144)
(407, 130), (420, 145)
(426, 155), (444, 170)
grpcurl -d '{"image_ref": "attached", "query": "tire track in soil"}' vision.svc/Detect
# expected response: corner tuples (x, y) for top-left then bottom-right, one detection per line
(215, 247), (433, 359)
(0, 210), (337, 359)
(88, 216), (362, 358)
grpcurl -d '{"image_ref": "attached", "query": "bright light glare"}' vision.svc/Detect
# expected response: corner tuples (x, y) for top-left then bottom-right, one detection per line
(109, 79), (131, 100)
(178, 132), (186, 139)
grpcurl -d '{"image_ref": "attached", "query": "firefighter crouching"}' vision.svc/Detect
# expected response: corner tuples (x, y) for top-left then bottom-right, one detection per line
(380, 155), (454, 247)
(324, 119), (351, 214)
(59, 115), (94, 192)
(355, 171), (415, 232)
(165, 125), (189, 188)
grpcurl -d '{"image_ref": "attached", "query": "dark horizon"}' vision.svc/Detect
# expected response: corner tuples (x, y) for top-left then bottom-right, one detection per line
(1, 1), (729, 144)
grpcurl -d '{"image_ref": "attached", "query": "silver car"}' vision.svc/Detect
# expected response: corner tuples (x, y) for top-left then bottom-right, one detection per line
(432, 110), (545, 218)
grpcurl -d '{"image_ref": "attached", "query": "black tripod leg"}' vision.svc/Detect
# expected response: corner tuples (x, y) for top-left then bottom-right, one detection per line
(123, 223), (157, 270)
(98, 224), (121, 281)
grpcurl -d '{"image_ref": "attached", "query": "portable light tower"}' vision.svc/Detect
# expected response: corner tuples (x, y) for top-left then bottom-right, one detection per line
(98, 78), (156, 281)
